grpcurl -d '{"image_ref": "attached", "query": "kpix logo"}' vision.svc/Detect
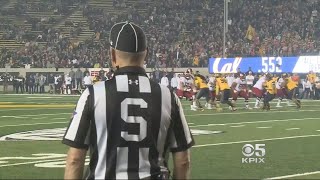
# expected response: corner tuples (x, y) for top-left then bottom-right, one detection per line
(242, 144), (265, 163)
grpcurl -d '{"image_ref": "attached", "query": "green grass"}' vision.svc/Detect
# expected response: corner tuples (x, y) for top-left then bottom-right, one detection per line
(0, 94), (320, 179)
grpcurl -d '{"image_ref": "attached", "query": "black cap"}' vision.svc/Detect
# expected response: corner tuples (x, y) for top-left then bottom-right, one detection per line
(109, 21), (147, 53)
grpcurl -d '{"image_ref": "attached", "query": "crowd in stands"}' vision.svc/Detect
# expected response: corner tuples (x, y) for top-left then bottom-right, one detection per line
(0, 0), (319, 69)
(0, 37), (109, 68)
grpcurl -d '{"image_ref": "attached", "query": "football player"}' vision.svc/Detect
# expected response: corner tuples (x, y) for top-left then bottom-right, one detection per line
(262, 74), (277, 110)
(216, 74), (236, 111)
(176, 73), (186, 99)
(275, 73), (290, 107)
(207, 74), (222, 111)
(307, 71), (316, 98)
(175, 70), (196, 110)
(208, 74), (216, 104)
(231, 73), (251, 109)
(184, 72), (195, 100)
(246, 71), (255, 97)
(193, 73), (211, 110)
(285, 73), (301, 109)
(252, 73), (266, 108)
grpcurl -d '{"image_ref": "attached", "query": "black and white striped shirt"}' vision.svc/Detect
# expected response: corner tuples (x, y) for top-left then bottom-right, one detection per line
(62, 66), (194, 179)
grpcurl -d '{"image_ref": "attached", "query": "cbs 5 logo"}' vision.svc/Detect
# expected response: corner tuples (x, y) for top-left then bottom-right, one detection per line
(242, 144), (265, 157)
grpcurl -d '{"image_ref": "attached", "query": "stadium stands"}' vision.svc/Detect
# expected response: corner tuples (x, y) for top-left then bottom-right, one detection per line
(0, 0), (319, 69)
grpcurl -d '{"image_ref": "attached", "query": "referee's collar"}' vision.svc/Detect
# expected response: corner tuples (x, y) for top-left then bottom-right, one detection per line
(114, 66), (147, 76)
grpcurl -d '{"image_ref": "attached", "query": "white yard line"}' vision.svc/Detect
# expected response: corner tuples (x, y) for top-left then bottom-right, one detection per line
(230, 125), (245, 128)
(52, 118), (66, 120)
(189, 118), (319, 128)
(0, 158), (66, 168)
(185, 110), (318, 117)
(0, 122), (67, 128)
(26, 97), (62, 99)
(31, 117), (46, 120)
(257, 126), (272, 129)
(286, 128), (300, 131)
(266, 171), (320, 179)
(0, 108), (71, 112)
(3, 94), (80, 97)
(0, 113), (70, 118)
(193, 134), (320, 148)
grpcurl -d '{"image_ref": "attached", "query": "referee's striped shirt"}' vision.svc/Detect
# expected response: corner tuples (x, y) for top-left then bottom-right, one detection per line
(62, 66), (194, 179)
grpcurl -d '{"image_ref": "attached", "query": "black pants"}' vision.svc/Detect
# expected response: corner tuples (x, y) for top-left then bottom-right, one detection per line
(310, 84), (316, 99)
(196, 88), (210, 102)
(40, 85), (45, 93)
(3, 83), (8, 92)
(29, 85), (34, 94)
(72, 78), (75, 89)
(220, 89), (231, 104)
(287, 88), (298, 100)
(264, 92), (275, 108)
(264, 93), (275, 103)
(66, 84), (72, 94)
(315, 88), (320, 100)
(171, 87), (177, 93)
(16, 84), (23, 94)
(76, 78), (82, 89)
(54, 84), (59, 93)
(300, 88), (311, 99)
(35, 83), (39, 93)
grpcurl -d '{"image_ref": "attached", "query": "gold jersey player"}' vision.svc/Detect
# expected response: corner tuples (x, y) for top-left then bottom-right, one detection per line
(216, 74), (236, 111)
(285, 74), (301, 109)
(192, 74), (211, 110)
(262, 75), (277, 110)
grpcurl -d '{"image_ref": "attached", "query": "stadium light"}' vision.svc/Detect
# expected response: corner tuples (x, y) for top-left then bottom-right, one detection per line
(223, 0), (230, 58)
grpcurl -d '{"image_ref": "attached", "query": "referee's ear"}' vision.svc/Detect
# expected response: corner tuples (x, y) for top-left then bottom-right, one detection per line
(110, 47), (117, 67)
(144, 47), (149, 65)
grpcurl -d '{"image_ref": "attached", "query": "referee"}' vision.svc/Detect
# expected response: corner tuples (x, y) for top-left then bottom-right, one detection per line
(63, 21), (194, 180)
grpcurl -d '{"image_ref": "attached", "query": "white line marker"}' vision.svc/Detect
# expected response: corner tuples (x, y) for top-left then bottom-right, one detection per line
(230, 125), (245, 128)
(286, 128), (300, 131)
(180, 99), (318, 105)
(266, 171), (320, 179)
(0, 158), (66, 168)
(189, 118), (319, 128)
(52, 118), (65, 120)
(316, 130), (320, 132)
(257, 126), (272, 129)
(185, 110), (318, 117)
(193, 134), (320, 148)
(0, 122), (67, 128)
(188, 123), (194, 125)
(3, 94), (80, 97)
(0, 113), (69, 118)
(32, 117), (46, 120)
(26, 97), (62, 99)
(0, 108), (71, 112)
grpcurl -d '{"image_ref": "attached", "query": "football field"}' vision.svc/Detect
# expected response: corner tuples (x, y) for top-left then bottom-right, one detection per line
(0, 94), (320, 179)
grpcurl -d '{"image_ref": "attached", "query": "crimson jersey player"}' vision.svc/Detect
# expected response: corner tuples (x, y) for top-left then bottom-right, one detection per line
(231, 73), (251, 109)
(176, 73), (195, 101)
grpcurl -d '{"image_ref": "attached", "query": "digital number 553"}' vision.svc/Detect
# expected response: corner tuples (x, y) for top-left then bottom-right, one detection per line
(261, 57), (282, 73)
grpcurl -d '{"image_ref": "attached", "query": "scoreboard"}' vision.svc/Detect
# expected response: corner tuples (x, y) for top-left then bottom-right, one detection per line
(208, 56), (320, 73)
